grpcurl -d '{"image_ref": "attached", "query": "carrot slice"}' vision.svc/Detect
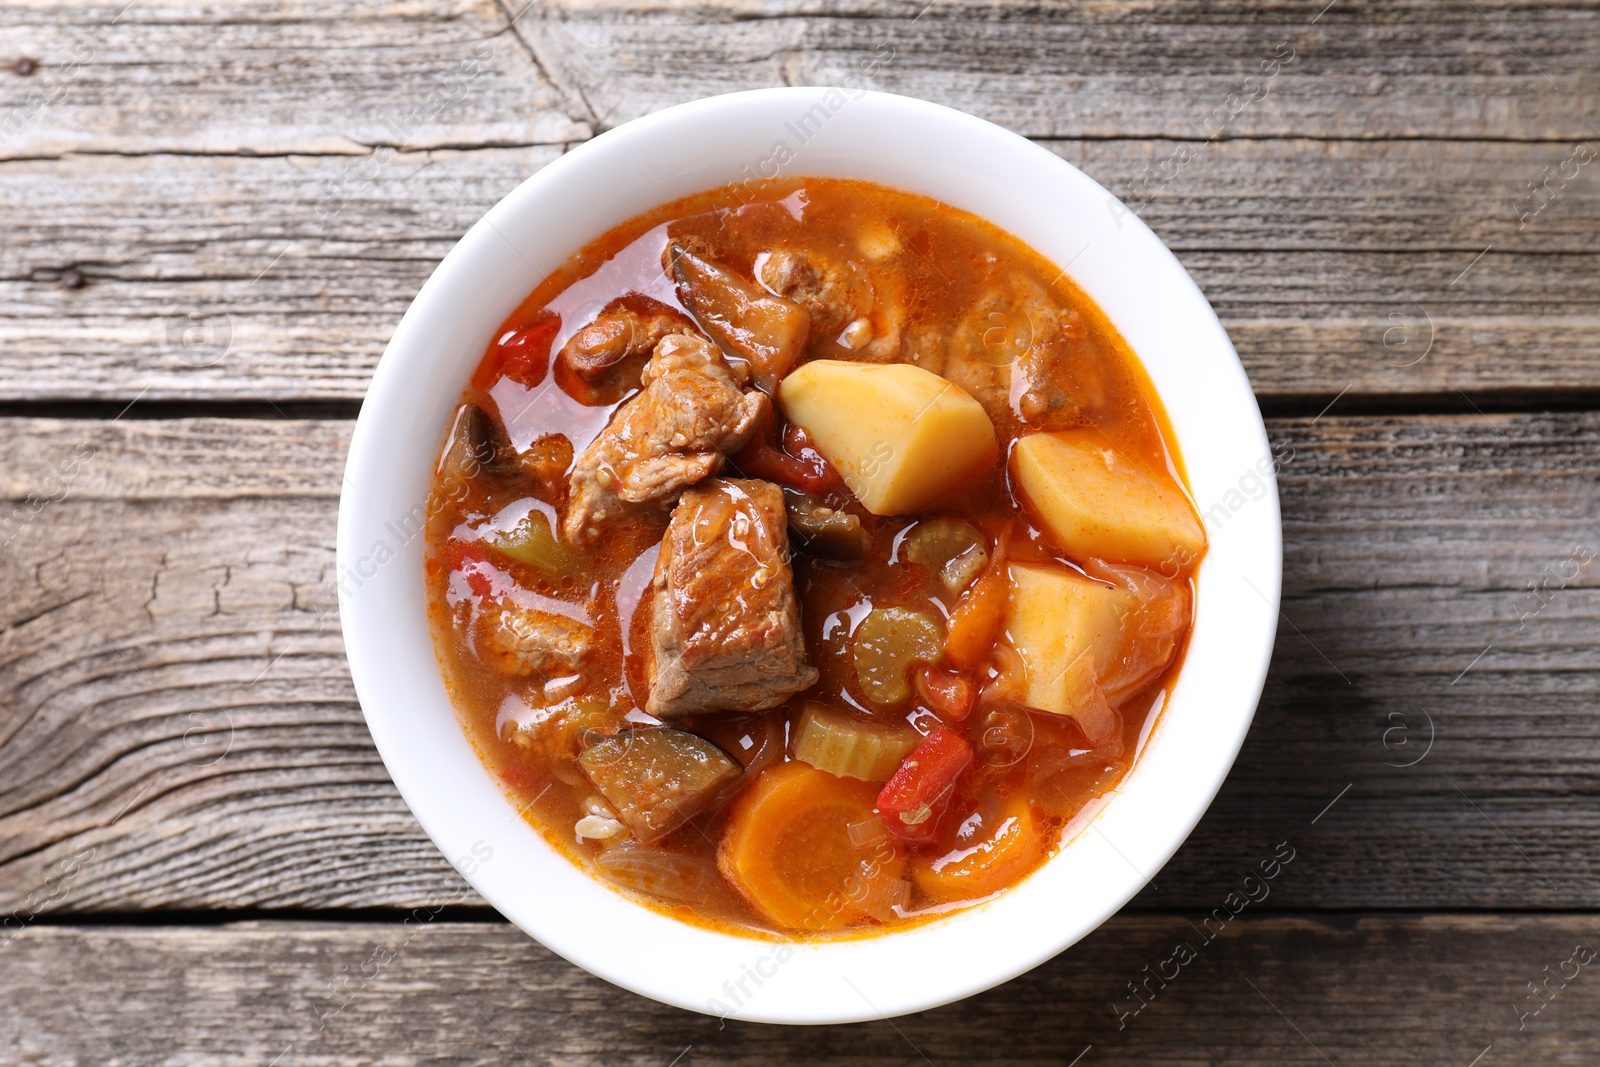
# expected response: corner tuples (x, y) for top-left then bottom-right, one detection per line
(910, 794), (1044, 902)
(942, 560), (1009, 669)
(718, 762), (903, 931)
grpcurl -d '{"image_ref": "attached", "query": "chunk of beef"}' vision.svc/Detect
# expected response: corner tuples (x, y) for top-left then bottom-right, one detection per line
(558, 306), (686, 382)
(756, 249), (868, 338)
(647, 478), (818, 718)
(900, 322), (948, 376)
(564, 333), (767, 543)
(757, 247), (903, 361)
(943, 275), (1097, 433)
(667, 243), (810, 390)
(480, 600), (593, 677)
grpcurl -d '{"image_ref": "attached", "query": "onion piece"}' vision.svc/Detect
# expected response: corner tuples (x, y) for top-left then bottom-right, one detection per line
(594, 842), (717, 904)
(851, 871), (911, 923)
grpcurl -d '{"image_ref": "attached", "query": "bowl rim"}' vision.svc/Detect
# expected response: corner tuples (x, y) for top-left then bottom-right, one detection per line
(337, 86), (1281, 1025)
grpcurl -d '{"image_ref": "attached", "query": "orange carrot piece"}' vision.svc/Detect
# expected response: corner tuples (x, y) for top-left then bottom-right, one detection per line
(942, 561), (1009, 669)
(718, 762), (903, 931)
(910, 794), (1044, 902)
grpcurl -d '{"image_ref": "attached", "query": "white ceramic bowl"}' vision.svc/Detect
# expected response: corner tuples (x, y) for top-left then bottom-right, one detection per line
(337, 87), (1280, 1025)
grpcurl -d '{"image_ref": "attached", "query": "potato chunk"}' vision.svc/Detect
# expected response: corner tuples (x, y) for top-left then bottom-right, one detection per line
(1004, 562), (1137, 741)
(1012, 432), (1206, 570)
(778, 360), (997, 516)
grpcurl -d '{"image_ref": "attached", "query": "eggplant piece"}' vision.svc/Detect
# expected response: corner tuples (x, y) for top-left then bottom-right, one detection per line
(579, 727), (743, 843)
(440, 403), (522, 481)
(667, 242), (810, 390)
(784, 492), (868, 560)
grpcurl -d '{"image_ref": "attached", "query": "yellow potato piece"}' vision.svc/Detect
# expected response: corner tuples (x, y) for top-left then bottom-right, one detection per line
(1012, 432), (1206, 570)
(1005, 563), (1137, 738)
(778, 360), (998, 516)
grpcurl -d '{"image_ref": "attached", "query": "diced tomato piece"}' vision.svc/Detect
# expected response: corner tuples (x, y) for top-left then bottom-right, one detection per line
(782, 423), (846, 493)
(876, 728), (974, 844)
(725, 405), (845, 495)
(472, 314), (560, 389)
(733, 432), (843, 496)
(912, 664), (976, 721)
(732, 441), (819, 492)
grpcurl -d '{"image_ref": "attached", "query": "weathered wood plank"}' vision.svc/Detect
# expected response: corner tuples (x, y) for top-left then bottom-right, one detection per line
(4, 0), (1598, 153)
(2, 412), (1599, 913)
(2, 916), (1597, 1063)
(0, 0), (589, 159)
(3, 139), (1597, 401)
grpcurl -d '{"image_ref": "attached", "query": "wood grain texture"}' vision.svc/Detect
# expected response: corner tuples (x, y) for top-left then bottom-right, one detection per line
(0, 0), (590, 159)
(3, 915), (1598, 1064)
(4, 0), (1598, 151)
(4, 0), (1600, 401)
(2, 0), (1596, 1054)
(3, 138), (1598, 402)
(2, 413), (1598, 914)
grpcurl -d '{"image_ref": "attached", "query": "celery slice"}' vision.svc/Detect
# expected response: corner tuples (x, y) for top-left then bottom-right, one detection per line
(852, 607), (946, 705)
(792, 702), (920, 782)
(487, 503), (579, 576)
(904, 518), (988, 595)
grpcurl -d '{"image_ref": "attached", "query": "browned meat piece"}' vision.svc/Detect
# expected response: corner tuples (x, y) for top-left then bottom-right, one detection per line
(558, 306), (686, 381)
(943, 275), (1096, 433)
(667, 243), (810, 390)
(900, 322), (948, 376)
(647, 478), (818, 718)
(1012, 333), (1087, 425)
(518, 434), (574, 500)
(564, 333), (766, 543)
(480, 600), (594, 677)
(757, 247), (907, 362)
(756, 249), (869, 338)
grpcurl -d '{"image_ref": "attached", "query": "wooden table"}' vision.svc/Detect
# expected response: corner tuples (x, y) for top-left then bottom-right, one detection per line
(3, 0), (1598, 1062)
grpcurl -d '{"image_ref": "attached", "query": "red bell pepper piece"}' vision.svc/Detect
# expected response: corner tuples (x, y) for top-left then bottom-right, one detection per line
(472, 314), (560, 389)
(876, 727), (974, 844)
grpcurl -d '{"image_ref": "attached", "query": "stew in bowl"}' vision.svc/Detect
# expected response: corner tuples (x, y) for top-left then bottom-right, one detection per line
(339, 87), (1277, 1022)
(424, 176), (1206, 938)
